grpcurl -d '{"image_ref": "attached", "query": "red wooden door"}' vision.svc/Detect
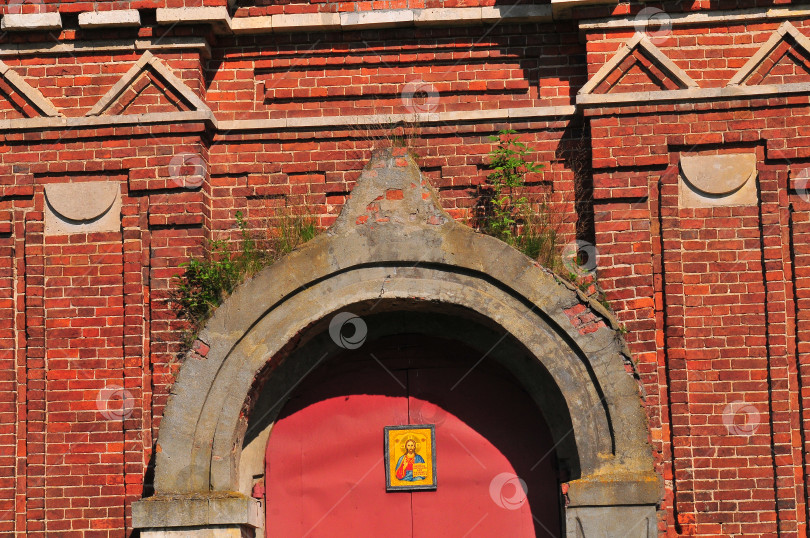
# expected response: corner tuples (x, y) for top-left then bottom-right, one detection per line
(265, 336), (561, 537)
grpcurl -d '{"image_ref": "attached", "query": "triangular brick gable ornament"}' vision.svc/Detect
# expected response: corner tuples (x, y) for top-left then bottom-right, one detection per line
(87, 51), (210, 116)
(0, 60), (61, 118)
(578, 32), (699, 96)
(729, 21), (810, 86)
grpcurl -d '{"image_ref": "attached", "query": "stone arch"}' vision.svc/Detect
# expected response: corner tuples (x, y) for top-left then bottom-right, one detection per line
(133, 148), (661, 537)
(240, 305), (586, 499)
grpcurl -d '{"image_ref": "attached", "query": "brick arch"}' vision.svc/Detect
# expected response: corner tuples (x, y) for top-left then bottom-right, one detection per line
(133, 148), (660, 537)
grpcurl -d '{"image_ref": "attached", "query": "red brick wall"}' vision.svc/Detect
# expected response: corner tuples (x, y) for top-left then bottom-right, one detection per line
(1, 52), (204, 118)
(1, 2), (810, 536)
(586, 20), (810, 89)
(233, 0), (546, 18)
(587, 81), (810, 538)
(208, 23), (581, 121)
(0, 211), (16, 534)
(581, 9), (810, 535)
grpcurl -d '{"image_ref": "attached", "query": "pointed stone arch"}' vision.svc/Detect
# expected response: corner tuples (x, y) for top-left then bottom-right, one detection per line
(133, 148), (661, 537)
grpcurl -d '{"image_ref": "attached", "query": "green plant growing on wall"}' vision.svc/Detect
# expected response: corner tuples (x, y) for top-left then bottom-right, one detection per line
(479, 129), (563, 273)
(171, 237), (239, 338)
(273, 211), (319, 256)
(483, 129), (541, 240)
(171, 209), (318, 347)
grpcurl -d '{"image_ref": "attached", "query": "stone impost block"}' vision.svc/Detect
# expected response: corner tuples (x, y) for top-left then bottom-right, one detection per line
(566, 472), (661, 507)
(132, 493), (262, 529)
(566, 505), (658, 537)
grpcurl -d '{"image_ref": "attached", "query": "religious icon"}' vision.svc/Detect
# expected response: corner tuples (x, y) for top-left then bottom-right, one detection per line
(384, 424), (436, 491)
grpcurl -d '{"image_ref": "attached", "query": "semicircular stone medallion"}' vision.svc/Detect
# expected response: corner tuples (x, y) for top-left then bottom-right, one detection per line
(678, 153), (757, 208)
(44, 181), (121, 234)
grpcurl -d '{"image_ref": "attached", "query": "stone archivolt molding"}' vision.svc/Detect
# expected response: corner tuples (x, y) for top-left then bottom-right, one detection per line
(578, 21), (810, 107)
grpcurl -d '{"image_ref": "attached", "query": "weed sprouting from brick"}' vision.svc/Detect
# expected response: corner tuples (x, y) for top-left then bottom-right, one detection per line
(477, 129), (613, 310)
(171, 209), (319, 347)
(477, 129), (565, 272)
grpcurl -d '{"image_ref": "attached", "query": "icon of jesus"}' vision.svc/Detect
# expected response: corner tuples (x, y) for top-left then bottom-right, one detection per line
(395, 438), (426, 481)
